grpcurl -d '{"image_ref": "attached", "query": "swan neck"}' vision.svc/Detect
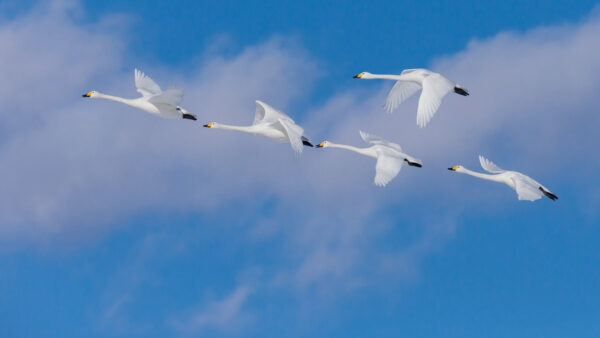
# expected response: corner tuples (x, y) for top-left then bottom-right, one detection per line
(367, 73), (403, 81)
(96, 92), (135, 106)
(213, 123), (255, 133)
(327, 142), (376, 158)
(460, 168), (501, 181)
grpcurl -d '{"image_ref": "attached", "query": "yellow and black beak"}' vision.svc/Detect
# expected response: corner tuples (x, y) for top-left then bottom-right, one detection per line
(82, 91), (92, 98)
(316, 141), (326, 148)
(447, 165), (458, 171)
(203, 122), (213, 128)
(353, 73), (364, 79)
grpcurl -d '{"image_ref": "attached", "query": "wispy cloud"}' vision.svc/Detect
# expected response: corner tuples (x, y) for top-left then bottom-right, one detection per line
(170, 285), (253, 335)
(1, 4), (599, 335)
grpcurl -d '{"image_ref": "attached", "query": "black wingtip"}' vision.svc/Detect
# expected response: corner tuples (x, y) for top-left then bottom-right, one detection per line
(454, 86), (469, 96)
(404, 159), (422, 167)
(182, 114), (197, 121)
(539, 187), (558, 201)
(302, 140), (314, 147)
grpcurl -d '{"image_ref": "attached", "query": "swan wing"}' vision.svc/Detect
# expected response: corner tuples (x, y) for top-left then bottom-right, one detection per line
(134, 69), (162, 97)
(510, 173), (544, 201)
(359, 130), (403, 153)
(374, 151), (404, 187)
(147, 88), (183, 106)
(254, 100), (287, 125)
(384, 81), (421, 113)
(479, 155), (506, 174)
(416, 73), (454, 127)
(277, 118), (304, 154)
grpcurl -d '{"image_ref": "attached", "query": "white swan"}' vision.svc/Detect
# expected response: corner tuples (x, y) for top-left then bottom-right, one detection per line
(316, 131), (422, 187)
(82, 69), (196, 120)
(353, 69), (469, 127)
(448, 155), (558, 201)
(203, 100), (313, 154)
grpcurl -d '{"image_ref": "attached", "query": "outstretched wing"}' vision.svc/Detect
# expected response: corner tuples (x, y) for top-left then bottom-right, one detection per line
(416, 73), (454, 127)
(479, 155), (505, 174)
(510, 173), (545, 201)
(384, 81), (421, 113)
(374, 152), (404, 187)
(134, 69), (162, 97)
(359, 130), (403, 153)
(147, 88), (183, 106)
(253, 100), (287, 125)
(277, 118), (305, 154)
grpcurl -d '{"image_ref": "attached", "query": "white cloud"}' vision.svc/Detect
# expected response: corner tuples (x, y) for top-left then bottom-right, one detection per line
(0, 0), (599, 309)
(170, 285), (253, 334)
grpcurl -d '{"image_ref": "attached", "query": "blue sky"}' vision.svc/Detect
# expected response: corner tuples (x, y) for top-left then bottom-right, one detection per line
(1, 1), (599, 337)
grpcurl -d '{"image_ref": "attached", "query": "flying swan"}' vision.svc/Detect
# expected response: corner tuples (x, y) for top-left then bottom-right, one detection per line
(353, 69), (469, 127)
(448, 155), (558, 201)
(82, 69), (197, 120)
(203, 100), (313, 154)
(316, 131), (422, 187)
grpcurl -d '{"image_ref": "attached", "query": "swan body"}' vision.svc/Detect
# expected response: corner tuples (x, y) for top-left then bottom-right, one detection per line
(203, 100), (313, 154)
(353, 68), (468, 127)
(317, 131), (422, 187)
(82, 69), (197, 120)
(448, 156), (558, 201)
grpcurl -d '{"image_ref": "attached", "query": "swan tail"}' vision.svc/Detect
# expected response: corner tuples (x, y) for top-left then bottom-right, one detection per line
(182, 113), (197, 121)
(539, 187), (558, 201)
(454, 85), (469, 96)
(404, 159), (422, 167)
(301, 136), (314, 147)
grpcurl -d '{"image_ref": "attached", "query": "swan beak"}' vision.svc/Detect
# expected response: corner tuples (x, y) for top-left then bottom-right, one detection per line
(203, 122), (213, 128)
(82, 92), (92, 98)
(448, 166), (458, 171)
(353, 73), (364, 79)
(316, 141), (326, 148)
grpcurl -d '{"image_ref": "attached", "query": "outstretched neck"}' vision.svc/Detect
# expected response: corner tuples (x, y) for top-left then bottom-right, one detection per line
(327, 142), (377, 158)
(459, 167), (503, 182)
(95, 92), (136, 106)
(365, 73), (403, 81)
(212, 123), (256, 133)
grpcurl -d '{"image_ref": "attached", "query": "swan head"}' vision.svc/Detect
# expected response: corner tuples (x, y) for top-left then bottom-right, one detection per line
(353, 72), (372, 79)
(82, 91), (98, 98)
(203, 122), (216, 128)
(447, 165), (465, 172)
(316, 141), (329, 148)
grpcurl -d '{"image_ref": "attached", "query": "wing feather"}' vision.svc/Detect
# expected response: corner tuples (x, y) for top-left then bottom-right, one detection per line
(416, 73), (454, 127)
(254, 100), (287, 125)
(134, 69), (162, 97)
(278, 118), (304, 154)
(510, 173), (544, 201)
(147, 88), (183, 106)
(359, 131), (403, 153)
(479, 155), (506, 174)
(384, 81), (421, 113)
(374, 153), (403, 187)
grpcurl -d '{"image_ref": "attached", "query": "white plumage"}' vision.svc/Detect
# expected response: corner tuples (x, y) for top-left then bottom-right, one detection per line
(204, 100), (313, 154)
(448, 156), (558, 201)
(354, 68), (469, 127)
(83, 69), (196, 120)
(317, 131), (422, 187)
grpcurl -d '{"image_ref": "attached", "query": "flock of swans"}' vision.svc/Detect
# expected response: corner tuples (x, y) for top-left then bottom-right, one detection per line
(83, 68), (558, 202)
